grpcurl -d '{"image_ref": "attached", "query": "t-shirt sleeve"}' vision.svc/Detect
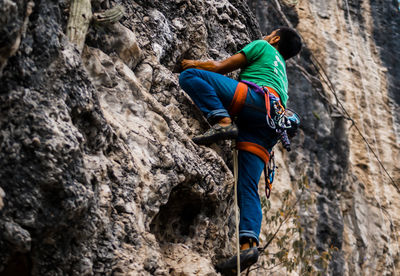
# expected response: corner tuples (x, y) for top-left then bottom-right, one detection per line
(239, 40), (264, 63)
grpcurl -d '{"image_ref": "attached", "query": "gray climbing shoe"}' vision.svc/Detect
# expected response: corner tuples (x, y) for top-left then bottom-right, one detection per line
(192, 123), (238, 145)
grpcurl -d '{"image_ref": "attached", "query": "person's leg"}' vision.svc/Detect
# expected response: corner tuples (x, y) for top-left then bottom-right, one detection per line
(179, 68), (243, 144)
(179, 68), (239, 123)
(215, 150), (263, 274)
(237, 149), (265, 246)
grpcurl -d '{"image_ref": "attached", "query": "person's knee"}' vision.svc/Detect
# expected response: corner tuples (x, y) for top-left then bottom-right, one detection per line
(179, 68), (198, 86)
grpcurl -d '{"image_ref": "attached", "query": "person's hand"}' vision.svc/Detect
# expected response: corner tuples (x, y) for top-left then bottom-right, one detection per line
(181, 59), (199, 70)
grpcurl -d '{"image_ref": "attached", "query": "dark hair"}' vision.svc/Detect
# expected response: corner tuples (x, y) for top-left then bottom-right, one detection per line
(276, 27), (302, 60)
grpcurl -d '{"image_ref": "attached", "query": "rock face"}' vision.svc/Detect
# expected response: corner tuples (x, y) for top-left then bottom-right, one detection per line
(248, 0), (400, 275)
(0, 0), (399, 276)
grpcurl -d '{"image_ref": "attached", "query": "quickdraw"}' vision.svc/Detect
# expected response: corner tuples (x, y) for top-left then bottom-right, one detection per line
(263, 87), (300, 152)
(264, 151), (276, 198)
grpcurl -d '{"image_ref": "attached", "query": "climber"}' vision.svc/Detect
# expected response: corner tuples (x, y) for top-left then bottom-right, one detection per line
(179, 27), (302, 274)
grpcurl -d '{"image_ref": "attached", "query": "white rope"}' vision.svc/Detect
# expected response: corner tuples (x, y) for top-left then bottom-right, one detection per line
(306, 1), (398, 272)
(233, 140), (240, 276)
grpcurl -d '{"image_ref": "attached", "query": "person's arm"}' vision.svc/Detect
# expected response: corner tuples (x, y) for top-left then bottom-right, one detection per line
(181, 53), (247, 74)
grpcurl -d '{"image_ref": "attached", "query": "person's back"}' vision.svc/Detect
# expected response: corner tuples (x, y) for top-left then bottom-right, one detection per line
(239, 39), (288, 106)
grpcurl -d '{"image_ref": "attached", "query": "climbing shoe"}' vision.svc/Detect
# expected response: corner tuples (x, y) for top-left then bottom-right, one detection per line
(215, 247), (259, 276)
(192, 123), (238, 145)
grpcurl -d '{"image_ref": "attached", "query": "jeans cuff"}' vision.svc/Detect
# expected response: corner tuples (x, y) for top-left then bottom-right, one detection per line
(239, 230), (259, 245)
(206, 109), (230, 121)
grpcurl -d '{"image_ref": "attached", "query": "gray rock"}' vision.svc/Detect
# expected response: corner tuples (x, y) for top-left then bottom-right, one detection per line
(4, 221), (31, 253)
(0, 0), (399, 275)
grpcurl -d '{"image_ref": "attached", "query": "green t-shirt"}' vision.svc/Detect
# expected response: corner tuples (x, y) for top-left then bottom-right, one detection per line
(239, 40), (288, 107)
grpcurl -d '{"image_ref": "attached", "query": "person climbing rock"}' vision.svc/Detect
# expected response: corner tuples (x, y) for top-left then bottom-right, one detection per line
(179, 27), (302, 275)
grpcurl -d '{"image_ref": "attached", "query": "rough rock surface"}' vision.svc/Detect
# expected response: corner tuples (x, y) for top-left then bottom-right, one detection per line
(248, 0), (400, 275)
(0, 0), (399, 276)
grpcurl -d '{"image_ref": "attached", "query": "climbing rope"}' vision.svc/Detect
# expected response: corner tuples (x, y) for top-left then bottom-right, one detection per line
(342, 0), (398, 270)
(308, 55), (398, 192)
(272, 0), (398, 194)
(300, 1), (399, 271)
(271, 0), (399, 271)
(232, 140), (240, 276)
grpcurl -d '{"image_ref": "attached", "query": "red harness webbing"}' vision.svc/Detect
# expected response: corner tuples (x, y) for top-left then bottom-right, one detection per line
(263, 87), (281, 119)
(236, 142), (270, 164)
(228, 82), (282, 119)
(228, 82), (248, 117)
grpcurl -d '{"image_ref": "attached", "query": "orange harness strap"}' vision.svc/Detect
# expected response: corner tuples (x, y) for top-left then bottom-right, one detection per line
(263, 86), (283, 119)
(236, 142), (270, 164)
(228, 82), (248, 117)
(228, 82), (283, 120)
(264, 86), (280, 101)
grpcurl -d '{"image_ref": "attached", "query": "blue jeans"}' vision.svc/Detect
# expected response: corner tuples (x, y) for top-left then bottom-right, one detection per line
(179, 69), (279, 244)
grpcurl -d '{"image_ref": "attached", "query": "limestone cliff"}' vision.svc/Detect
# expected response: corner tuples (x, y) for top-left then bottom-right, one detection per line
(247, 0), (400, 274)
(0, 0), (399, 275)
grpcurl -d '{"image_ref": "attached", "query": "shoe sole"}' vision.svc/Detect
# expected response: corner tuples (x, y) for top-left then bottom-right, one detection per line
(215, 247), (259, 275)
(192, 130), (238, 145)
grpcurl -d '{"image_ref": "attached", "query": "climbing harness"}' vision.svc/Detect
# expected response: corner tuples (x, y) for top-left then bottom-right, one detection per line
(228, 81), (300, 198)
(230, 81), (300, 151)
